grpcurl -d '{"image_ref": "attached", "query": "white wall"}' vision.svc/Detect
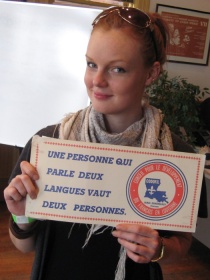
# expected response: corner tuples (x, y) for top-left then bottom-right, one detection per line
(150, 0), (210, 98)
(0, 2), (101, 147)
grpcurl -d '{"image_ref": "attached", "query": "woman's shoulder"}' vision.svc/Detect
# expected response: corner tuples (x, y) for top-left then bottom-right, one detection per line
(36, 124), (60, 139)
(171, 132), (208, 218)
(171, 132), (194, 153)
(8, 124), (60, 181)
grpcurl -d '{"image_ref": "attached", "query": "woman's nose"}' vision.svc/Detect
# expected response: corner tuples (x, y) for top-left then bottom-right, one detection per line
(93, 71), (108, 87)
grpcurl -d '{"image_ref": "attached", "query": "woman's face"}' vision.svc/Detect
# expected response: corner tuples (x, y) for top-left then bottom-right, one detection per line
(84, 28), (153, 120)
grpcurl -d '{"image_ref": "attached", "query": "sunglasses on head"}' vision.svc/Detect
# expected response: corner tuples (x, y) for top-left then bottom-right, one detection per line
(92, 6), (159, 61)
(92, 6), (154, 32)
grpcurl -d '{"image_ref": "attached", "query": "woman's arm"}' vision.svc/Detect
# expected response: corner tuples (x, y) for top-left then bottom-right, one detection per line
(9, 222), (37, 253)
(4, 126), (59, 254)
(4, 161), (39, 253)
(159, 231), (192, 263)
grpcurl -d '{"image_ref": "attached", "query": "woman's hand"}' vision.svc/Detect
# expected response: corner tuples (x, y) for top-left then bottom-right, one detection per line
(112, 224), (162, 263)
(4, 161), (39, 216)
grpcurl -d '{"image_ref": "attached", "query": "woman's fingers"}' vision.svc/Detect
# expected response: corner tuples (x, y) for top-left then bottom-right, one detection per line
(20, 161), (39, 180)
(4, 161), (39, 215)
(112, 224), (161, 263)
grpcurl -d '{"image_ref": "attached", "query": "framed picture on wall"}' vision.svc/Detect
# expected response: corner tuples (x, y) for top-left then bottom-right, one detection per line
(156, 4), (210, 65)
(53, 0), (125, 8)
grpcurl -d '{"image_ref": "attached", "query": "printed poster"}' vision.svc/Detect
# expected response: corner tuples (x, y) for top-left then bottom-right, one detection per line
(25, 135), (205, 232)
(157, 5), (210, 64)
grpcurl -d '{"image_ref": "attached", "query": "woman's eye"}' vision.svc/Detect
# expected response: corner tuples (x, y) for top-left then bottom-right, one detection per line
(112, 67), (126, 73)
(87, 61), (97, 69)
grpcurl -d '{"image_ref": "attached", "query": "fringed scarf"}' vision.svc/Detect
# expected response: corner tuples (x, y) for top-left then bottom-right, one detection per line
(59, 104), (173, 280)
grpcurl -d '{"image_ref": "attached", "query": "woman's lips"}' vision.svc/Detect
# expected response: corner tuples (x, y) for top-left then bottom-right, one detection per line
(94, 92), (112, 100)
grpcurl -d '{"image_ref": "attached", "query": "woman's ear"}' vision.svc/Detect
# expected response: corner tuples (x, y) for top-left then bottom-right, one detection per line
(145, 62), (161, 86)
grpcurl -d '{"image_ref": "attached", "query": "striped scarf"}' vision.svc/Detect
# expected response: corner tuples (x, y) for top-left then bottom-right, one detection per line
(59, 104), (173, 280)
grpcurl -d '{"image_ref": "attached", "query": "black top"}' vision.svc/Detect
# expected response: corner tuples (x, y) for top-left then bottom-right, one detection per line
(9, 125), (208, 280)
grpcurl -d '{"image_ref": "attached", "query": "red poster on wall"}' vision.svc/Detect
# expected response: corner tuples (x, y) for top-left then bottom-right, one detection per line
(156, 5), (210, 65)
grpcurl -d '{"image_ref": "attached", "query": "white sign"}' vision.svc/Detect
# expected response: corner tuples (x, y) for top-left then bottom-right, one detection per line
(26, 135), (205, 232)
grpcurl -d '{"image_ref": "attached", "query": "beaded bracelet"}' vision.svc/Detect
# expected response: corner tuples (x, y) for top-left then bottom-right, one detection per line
(9, 215), (39, 240)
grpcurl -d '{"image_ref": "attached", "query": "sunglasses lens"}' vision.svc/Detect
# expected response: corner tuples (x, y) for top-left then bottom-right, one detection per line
(92, 6), (118, 25)
(120, 8), (150, 28)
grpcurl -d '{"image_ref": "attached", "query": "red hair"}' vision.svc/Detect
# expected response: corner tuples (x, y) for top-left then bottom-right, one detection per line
(92, 10), (169, 70)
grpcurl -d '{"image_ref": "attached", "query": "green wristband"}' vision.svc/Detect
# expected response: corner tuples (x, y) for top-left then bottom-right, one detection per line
(12, 214), (36, 224)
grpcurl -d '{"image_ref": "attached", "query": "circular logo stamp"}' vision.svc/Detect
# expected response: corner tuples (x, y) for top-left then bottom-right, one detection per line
(126, 159), (188, 221)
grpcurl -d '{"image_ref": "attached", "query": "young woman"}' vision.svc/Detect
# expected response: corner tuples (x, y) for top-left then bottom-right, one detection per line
(4, 6), (207, 280)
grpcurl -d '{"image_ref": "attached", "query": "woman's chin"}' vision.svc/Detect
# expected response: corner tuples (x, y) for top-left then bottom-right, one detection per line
(91, 102), (112, 115)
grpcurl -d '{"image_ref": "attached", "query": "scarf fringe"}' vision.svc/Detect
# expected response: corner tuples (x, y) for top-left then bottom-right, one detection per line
(82, 224), (109, 248)
(83, 225), (127, 280)
(115, 246), (126, 280)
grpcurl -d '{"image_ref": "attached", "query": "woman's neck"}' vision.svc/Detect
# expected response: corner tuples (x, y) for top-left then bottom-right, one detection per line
(104, 110), (143, 134)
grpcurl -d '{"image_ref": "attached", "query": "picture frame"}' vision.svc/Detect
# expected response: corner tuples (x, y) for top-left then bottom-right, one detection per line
(53, 0), (125, 8)
(156, 4), (210, 65)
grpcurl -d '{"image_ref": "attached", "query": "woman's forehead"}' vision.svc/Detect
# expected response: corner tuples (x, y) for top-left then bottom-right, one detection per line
(90, 27), (141, 46)
(86, 28), (143, 65)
